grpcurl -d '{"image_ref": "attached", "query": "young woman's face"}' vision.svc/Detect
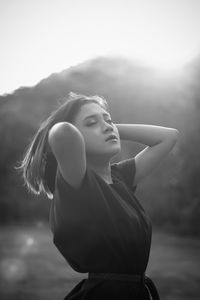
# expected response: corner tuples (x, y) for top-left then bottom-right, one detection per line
(73, 102), (121, 159)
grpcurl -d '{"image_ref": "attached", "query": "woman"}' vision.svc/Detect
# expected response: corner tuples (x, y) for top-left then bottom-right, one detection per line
(21, 92), (179, 299)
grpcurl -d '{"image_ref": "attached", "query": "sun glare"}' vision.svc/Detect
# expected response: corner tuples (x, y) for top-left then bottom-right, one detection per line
(127, 45), (196, 72)
(0, 0), (200, 94)
(134, 37), (198, 72)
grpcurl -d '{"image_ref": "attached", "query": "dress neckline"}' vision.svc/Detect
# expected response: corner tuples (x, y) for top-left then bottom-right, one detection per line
(109, 171), (121, 185)
(89, 167), (120, 186)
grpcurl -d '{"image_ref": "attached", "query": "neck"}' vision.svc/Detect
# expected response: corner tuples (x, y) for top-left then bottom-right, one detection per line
(87, 156), (113, 184)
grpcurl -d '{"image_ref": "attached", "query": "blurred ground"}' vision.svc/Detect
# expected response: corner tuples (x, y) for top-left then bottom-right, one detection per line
(0, 224), (199, 300)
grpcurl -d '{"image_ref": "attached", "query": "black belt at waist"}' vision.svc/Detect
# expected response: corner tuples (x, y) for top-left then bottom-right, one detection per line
(88, 272), (160, 300)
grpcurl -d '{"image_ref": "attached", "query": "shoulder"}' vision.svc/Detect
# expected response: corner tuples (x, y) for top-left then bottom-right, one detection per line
(55, 167), (101, 198)
(111, 157), (137, 191)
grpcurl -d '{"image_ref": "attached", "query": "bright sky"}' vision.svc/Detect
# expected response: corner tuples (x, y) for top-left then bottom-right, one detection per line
(0, 0), (200, 95)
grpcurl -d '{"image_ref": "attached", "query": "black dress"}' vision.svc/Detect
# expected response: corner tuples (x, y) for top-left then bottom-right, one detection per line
(49, 158), (156, 299)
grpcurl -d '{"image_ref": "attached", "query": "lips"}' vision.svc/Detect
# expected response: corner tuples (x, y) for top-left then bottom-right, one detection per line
(105, 134), (118, 142)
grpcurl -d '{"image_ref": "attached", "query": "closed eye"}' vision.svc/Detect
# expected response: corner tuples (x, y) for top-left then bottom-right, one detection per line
(86, 120), (97, 126)
(84, 115), (113, 127)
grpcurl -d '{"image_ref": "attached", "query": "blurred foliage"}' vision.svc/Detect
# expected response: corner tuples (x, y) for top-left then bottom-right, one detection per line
(0, 56), (200, 235)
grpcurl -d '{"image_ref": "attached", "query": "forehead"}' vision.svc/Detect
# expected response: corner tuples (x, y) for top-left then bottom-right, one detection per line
(76, 102), (109, 121)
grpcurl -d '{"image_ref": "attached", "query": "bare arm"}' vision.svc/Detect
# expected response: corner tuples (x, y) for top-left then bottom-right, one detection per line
(48, 122), (86, 188)
(116, 124), (179, 185)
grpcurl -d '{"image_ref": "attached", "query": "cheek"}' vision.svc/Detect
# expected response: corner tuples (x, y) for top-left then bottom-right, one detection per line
(81, 131), (96, 147)
(83, 133), (104, 153)
(74, 126), (100, 151)
(85, 136), (101, 149)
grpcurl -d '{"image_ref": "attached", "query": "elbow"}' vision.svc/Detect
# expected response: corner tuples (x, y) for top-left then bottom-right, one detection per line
(48, 122), (83, 153)
(171, 128), (179, 141)
(166, 128), (179, 147)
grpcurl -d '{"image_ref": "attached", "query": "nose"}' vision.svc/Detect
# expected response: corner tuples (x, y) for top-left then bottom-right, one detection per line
(101, 120), (113, 133)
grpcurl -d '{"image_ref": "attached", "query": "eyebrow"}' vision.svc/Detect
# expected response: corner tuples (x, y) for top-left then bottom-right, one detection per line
(83, 113), (111, 121)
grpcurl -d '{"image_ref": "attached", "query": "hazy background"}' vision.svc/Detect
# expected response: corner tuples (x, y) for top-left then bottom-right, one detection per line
(0, 0), (200, 299)
(1, 0), (200, 95)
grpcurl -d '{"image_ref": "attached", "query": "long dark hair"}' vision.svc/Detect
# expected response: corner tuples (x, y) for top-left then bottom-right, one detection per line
(20, 92), (108, 199)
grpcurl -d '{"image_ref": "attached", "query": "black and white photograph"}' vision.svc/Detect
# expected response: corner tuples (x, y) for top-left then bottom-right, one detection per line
(0, 0), (200, 299)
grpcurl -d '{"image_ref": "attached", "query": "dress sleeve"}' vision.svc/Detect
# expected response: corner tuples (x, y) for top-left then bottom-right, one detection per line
(112, 157), (137, 192)
(49, 168), (95, 234)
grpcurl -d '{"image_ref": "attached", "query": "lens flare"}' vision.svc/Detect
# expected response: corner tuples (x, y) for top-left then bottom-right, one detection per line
(0, 258), (27, 282)
(26, 237), (34, 247)
(20, 234), (38, 254)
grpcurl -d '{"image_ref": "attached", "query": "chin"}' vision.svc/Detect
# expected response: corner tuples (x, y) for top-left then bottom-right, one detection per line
(107, 145), (121, 157)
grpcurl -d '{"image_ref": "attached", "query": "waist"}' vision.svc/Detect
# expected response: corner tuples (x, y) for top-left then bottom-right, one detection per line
(88, 272), (144, 283)
(88, 272), (160, 300)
